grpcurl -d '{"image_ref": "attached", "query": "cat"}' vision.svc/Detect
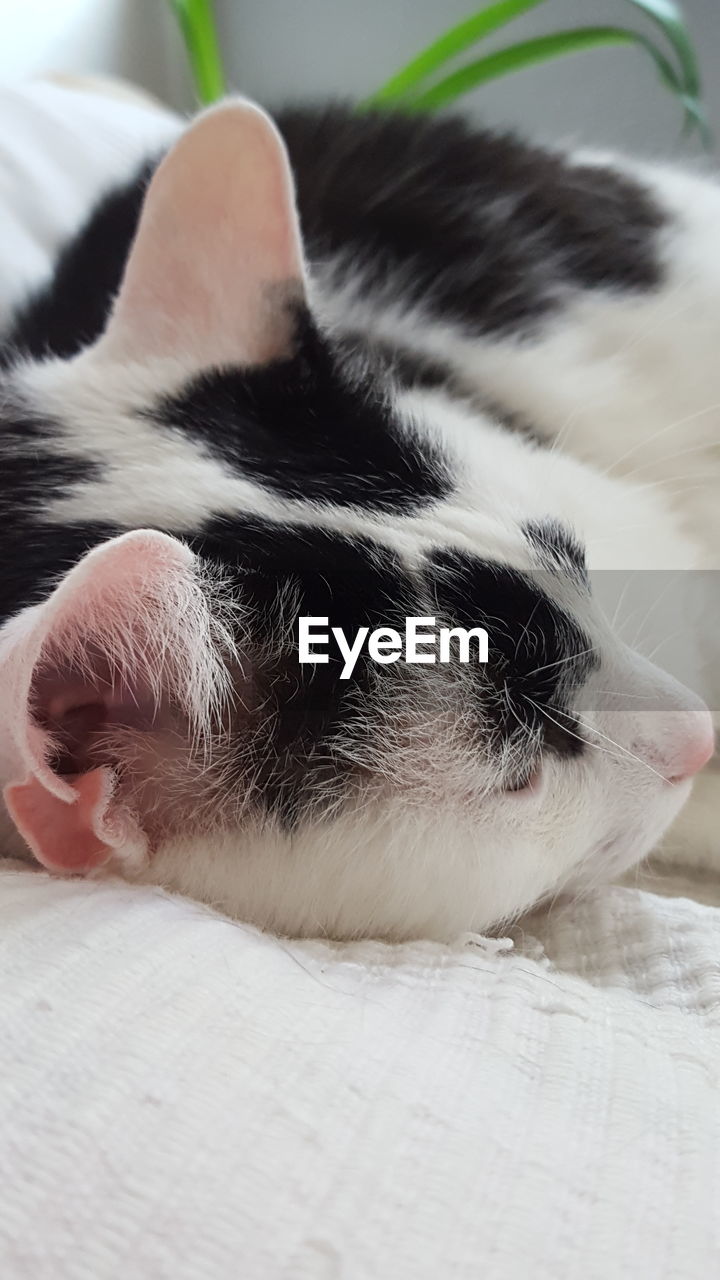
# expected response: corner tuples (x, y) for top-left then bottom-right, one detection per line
(0, 96), (716, 941)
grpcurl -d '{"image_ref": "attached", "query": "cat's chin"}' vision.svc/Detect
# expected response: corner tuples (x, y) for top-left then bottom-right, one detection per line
(560, 779), (697, 899)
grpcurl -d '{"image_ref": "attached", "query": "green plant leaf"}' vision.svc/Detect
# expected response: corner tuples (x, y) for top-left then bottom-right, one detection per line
(169, 0), (226, 104)
(364, 0), (709, 149)
(625, 0), (700, 94)
(624, 0), (709, 142)
(398, 26), (700, 131)
(364, 0), (550, 106)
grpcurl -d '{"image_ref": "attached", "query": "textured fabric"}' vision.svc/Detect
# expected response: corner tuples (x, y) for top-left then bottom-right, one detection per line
(0, 865), (719, 1279)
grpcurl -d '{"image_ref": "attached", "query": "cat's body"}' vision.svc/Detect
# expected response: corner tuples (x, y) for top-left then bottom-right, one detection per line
(0, 97), (716, 939)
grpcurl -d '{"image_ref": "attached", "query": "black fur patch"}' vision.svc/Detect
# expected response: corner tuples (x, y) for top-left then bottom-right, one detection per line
(189, 520), (597, 819)
(190, 516), (417, 824)
(1, 105), (665, 375)
(0, 162), (154, 365)
(524, 519), (589, 586)
(0, 402), (108, 623)
(0, 517), (119, 625)
(428, 549), (597, 761)
(278, 104), (666, 337)
(153, 312), (451, 511)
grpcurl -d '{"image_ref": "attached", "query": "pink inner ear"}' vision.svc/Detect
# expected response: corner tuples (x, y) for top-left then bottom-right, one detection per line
(97, 98), (307, 369)
(0, 529), (199, 876)
(5, 769), (142, 874)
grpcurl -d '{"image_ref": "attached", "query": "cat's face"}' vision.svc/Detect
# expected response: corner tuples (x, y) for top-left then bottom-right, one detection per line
(0, 100), (711, 940)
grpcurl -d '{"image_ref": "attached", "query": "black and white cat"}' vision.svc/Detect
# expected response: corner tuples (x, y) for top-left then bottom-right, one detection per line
(0, 95), (716, 940)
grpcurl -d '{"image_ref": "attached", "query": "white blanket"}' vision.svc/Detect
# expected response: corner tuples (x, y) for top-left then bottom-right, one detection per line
(0, 864), (718, 1279)
(0, 80), (719, 1280)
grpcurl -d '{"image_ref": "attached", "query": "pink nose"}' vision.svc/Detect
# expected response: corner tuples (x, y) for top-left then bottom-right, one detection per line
(663, 711), (715, 784)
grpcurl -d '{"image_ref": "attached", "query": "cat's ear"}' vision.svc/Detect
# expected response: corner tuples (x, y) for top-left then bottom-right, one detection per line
(96, 98), (307, 369)
(0, 530), (230, 876)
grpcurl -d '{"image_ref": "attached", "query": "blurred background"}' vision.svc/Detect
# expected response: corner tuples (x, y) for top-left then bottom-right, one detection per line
(0, 0), (717, 156)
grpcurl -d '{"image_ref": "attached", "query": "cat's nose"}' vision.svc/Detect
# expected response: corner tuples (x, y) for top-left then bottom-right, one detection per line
(614, 647), (715, 786)
(657, 708), (715, 784)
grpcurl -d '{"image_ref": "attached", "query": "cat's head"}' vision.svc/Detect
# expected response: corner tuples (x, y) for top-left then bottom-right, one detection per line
(0, 100), (712, 939)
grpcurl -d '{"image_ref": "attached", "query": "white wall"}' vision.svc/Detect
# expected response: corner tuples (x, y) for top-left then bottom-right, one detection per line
(0, 0), (717, 158)
(214, 0), (720, 159)
(0, 0), (191, 108)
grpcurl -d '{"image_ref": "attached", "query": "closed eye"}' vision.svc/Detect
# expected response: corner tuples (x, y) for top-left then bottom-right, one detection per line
(501, 703), (585, 794)
(503, 760), (544, 797)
